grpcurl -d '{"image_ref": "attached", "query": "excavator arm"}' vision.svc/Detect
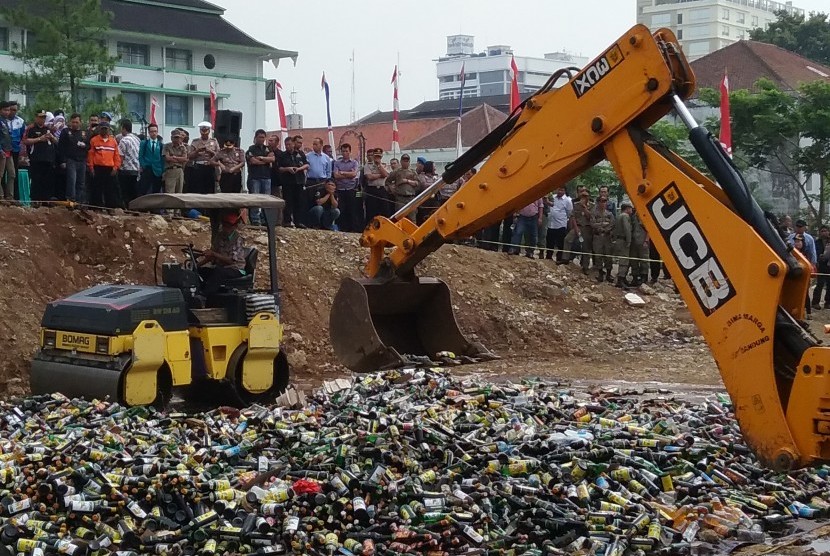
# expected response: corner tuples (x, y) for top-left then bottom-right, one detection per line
(330, 25), (830, 470)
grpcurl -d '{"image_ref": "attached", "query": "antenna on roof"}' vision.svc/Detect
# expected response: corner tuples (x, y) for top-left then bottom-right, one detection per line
(290, 88), (298, 115)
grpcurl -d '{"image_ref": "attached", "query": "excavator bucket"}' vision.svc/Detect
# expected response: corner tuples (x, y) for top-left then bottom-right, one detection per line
(330, 276), (496, 373)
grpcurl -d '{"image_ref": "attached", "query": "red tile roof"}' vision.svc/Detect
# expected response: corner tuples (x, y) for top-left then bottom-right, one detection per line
(691, 40), (830, 92)
(272, 118), (453, 155)
(403, 104), (507, 150)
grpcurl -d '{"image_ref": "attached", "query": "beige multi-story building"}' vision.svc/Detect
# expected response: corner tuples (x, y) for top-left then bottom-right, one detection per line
(636, 0), (805, 60)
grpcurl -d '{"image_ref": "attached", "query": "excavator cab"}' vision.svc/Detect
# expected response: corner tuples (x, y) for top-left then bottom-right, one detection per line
(30, 193), (289, 407)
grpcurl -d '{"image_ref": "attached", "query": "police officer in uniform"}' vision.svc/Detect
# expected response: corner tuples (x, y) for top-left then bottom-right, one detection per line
(612, 202), (633, 288)
(629, 208), (649, 287)
(565, 189), (593, 274)
(188, 122), (219, 194)
(590, 196), (615, 283)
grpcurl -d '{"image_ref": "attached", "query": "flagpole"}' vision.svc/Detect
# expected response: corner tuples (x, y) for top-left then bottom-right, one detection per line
(391, 65), (400, 157)
(322, 72), (335, 149)
(456, 62), (465, 159)
(719, 69), (732, 158)
(276, 81), (289, 147)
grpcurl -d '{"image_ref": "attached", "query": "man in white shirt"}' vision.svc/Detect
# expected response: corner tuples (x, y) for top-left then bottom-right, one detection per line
(544, 186), (573, 264)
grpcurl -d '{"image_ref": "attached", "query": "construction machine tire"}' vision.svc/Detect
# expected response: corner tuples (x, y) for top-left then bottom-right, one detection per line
(232, 347), (290, 405)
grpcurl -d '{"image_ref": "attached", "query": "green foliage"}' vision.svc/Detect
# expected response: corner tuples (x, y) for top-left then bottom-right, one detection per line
(698, 78), (830, 223)
(749, 10), (830, 66)
(0, 0), (118, 113)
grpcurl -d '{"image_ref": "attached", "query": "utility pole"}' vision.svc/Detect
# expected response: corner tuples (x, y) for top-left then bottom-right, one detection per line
(350, 49), (357, 123)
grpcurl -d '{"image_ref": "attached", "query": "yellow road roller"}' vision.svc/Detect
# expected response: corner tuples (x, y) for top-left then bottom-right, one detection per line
(30, 193), (289, 407)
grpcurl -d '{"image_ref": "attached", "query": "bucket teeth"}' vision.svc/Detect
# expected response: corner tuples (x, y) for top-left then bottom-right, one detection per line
(329, 276), (496, 373)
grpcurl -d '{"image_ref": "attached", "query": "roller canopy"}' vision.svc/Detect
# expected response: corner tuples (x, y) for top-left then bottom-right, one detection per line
(129, 193), (285, 211)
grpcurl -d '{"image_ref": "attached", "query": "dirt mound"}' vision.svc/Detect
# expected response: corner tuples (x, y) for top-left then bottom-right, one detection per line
(0, 205), (718, 396)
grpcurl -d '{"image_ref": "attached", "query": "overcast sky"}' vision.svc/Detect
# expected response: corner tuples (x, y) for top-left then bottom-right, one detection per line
(219, 0), (829, 130)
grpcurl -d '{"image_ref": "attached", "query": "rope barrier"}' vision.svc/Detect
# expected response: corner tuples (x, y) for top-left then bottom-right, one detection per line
(7, 197), (830, 278)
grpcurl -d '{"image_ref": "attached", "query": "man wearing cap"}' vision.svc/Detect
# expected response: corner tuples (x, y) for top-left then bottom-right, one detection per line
(385, 153), (419, 222)
(612, 202), (634, 288)
(244, 129), (274, 224)
(308, 179), (341, 231)
(629, 207), (649, 287)
(7, 103), (25, 187)
(198, 211), (247, 296)
(99, 112), (113, 125)
(590, 196), (615, 283)
(86, 122), (122, 208)
(189, 122), (219, 194)
(364, 148), (390, 223)
(565, 190), (593, 274)
(22, 110), (57, 202)
(162, 130), (189, 199)
(216, 136), (246, 194)
(789, 219), (817, 266)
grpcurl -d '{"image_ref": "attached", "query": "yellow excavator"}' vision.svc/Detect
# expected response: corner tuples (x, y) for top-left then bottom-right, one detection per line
(330, 25), (829, 471)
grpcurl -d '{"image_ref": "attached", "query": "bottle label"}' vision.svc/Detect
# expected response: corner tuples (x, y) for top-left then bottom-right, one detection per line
(352, 497), (366, 512)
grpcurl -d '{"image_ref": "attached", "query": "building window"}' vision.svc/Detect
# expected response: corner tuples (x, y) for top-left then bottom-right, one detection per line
(677, 29), (683, 39)
(466, 72), (477, 80)
(722, 25), (730, 36)
(651, 13), (671, 26)
(166, 48), (192, 71)
(0, 28), (8, 51)
(677, 13), (683, 24)
(124, 92), (147, 121)
(479, 70), (507, 84)
(689, 7), (711, 22)
(203, 98), (215, 122)
(165, 95), (189, 126)
(751, 15), (758, 26)
(721, 8), (729, 20)
(439, 75), (454, 83)
(480, 83), (504, 96)
(77, 88), (104, 114)
(118, 42), (149, 66)
(736, 12), (745, 24)
(686, 42), (710, 58)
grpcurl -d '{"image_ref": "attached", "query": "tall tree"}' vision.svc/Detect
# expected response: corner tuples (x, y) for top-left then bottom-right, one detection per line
(700, 79), (830, 223)
(749, 10), (830, 67)
(0, 0), (118, 113)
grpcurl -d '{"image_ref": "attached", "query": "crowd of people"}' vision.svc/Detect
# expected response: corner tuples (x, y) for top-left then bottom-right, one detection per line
(0, 103), (466, 233)
(479, 186), (669, 289)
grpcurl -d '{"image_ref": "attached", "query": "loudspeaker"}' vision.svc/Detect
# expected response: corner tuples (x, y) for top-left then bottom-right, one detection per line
(215, 110), (242, 145)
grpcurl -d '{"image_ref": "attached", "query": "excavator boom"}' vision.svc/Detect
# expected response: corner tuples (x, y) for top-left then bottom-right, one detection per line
(330, 25), (830, 470)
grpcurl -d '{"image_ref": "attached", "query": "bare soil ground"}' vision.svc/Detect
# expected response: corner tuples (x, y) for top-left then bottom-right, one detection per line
(0, 204), (723, 395)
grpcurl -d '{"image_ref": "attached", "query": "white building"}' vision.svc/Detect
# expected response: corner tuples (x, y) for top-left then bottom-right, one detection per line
(436, 35), (588, 100)
(0, 0), (297, 140)
(636, 0), (805, 60)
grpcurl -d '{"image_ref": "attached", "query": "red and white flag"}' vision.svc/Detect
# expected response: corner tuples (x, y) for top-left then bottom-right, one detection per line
(209, 82), (217, 129)
(391, 65), (400, 156)
(509, 55), (521, 113)
(149, 96), (159, 126)
(276, 81), (288, 146)
(719, 71), (732, 157)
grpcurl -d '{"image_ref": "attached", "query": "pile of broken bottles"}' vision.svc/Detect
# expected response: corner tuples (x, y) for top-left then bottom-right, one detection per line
(0, 368), (827, 555)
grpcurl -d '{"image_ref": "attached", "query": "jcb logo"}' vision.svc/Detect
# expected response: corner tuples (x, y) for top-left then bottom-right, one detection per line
(572, 44), (624, 98)
(648, 184), (735, 314)
(61, 333), (90, 346)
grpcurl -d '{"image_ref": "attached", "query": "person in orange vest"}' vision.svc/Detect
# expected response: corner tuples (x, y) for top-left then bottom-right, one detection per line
(87, 121), (122, 208)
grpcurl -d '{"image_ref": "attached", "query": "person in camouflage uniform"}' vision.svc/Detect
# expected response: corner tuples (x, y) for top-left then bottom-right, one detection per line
(629, 208), (649, 287)
(612, 202), (633, 288)
(590, 196), (615, 283)
(565, 189), (593, 273)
